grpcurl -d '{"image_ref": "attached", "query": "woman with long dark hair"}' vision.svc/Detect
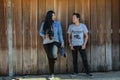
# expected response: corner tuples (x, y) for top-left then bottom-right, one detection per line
(39, 10), (64, 79)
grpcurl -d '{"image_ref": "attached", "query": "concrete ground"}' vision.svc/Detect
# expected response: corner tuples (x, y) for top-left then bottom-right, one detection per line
(0, 71), (120, 80)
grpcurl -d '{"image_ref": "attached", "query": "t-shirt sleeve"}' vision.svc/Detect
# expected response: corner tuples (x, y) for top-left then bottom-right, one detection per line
(67, 25), (72, 34)
(83, 24), (88, 33)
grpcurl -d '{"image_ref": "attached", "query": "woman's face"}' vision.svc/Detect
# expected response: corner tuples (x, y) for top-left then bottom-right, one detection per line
(52, 13), (56, 21)
(72, 15), (79, 23)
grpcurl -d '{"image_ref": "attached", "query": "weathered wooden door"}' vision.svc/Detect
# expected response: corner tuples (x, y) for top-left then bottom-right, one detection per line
(0, 0), (120, 76)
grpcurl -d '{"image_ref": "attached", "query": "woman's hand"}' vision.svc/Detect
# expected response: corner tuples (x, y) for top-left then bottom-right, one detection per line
(44, 34), (49, 39)
(61, 44), (64, 48)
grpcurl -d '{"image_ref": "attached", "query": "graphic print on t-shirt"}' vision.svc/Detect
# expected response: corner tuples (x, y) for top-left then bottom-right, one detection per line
(72, 30), (83, 43)
(74, 34), (81, 39)
(72, 30), (83, 40)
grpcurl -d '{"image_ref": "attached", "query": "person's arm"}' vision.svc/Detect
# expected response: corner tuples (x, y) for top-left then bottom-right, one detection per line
(82, 24), (89, 49)
(68, 33), (74, 50)
(67, 25), (74, 50)
(82, 33), (88, 49)
(68, 33), (71, 46)
(39, 22), (44, 38)
(58, 22), (64, 47)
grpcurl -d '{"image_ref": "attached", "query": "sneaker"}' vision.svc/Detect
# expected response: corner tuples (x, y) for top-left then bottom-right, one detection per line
(86, 73), (93, 76)
(48, 74), (54, 80)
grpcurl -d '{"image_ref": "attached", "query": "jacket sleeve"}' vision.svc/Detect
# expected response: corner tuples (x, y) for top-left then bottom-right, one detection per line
(39, 22), (44, 37)
(58, 22), (64, 45)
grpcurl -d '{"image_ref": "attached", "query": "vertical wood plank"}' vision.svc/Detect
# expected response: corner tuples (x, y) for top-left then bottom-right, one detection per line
(112, 0), (120, 70)
(46, 0), (54, 11)
(97, 0), (106, 71)
(67, 0), (75, 73)
(54, 0), (58, 19)
(8, 0), (13, 76)
(57, 0), (68, 73)
(22, 0), (31, 75)
(75, 0), (82, 15)
(0, 0), (8, 76)
(0, 0), (2, 73)
(12, 0), (16, 75)
(90, 0), (98, 71)
(82, 0), (91, 72)
(12, 0), (23, 75)
(30, 0), (38, 74)
(105, 0), (112, 71)
(38, 0), (49, 74)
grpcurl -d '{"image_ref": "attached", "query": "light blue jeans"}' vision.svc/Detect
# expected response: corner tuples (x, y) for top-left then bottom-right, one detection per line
(43, 42), (58, 74)
(44, 43), (58, 59)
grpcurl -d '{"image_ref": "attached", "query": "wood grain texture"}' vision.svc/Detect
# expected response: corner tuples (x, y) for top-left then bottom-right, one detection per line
(67, 0), (75, 73)
(58, 0), (68, 73)
(0, 0), (8, 76)
(112, 0), (120, 70)
(82, 0), (91, 72)
(97, 0), (106, 71)
(30, 0), (38, 74)
(105, 0), (112, 71)
(90, 0), (98, 71)
(12, 0), (23, 75)
(38, 0), (49, 74)
(22, 0), (31, 75)
(0, 0), (120, 76)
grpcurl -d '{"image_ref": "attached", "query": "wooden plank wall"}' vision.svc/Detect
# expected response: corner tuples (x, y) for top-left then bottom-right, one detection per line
(112, 0), (120, 70)
(0, 0), (8, 76)
(0, 0), (120, 76)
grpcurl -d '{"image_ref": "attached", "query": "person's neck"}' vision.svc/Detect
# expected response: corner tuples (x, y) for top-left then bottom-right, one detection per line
(74, 22), (80, 26)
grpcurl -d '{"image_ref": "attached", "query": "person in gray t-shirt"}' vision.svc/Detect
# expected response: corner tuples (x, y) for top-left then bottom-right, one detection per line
(67, 13), (92, 76)
(67, 22), (88, 46)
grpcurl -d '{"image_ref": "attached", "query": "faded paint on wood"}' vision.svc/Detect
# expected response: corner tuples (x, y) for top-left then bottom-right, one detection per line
(105, 0), (112, 71)
(8, 0), (13, 76)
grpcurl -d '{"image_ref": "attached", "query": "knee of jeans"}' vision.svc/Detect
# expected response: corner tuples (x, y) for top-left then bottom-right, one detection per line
(52, 45), (58, 58)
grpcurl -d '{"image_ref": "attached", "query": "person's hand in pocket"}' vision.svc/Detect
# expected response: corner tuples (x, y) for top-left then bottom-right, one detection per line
(82, 44), (86, 49)
(70, 46), (74, 50)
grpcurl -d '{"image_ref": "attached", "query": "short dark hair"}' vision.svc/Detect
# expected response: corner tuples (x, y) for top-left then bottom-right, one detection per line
(73, 13), (81, 22)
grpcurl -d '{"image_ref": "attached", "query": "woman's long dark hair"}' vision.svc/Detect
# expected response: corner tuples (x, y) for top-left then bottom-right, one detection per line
(43, 10), (55, 33)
